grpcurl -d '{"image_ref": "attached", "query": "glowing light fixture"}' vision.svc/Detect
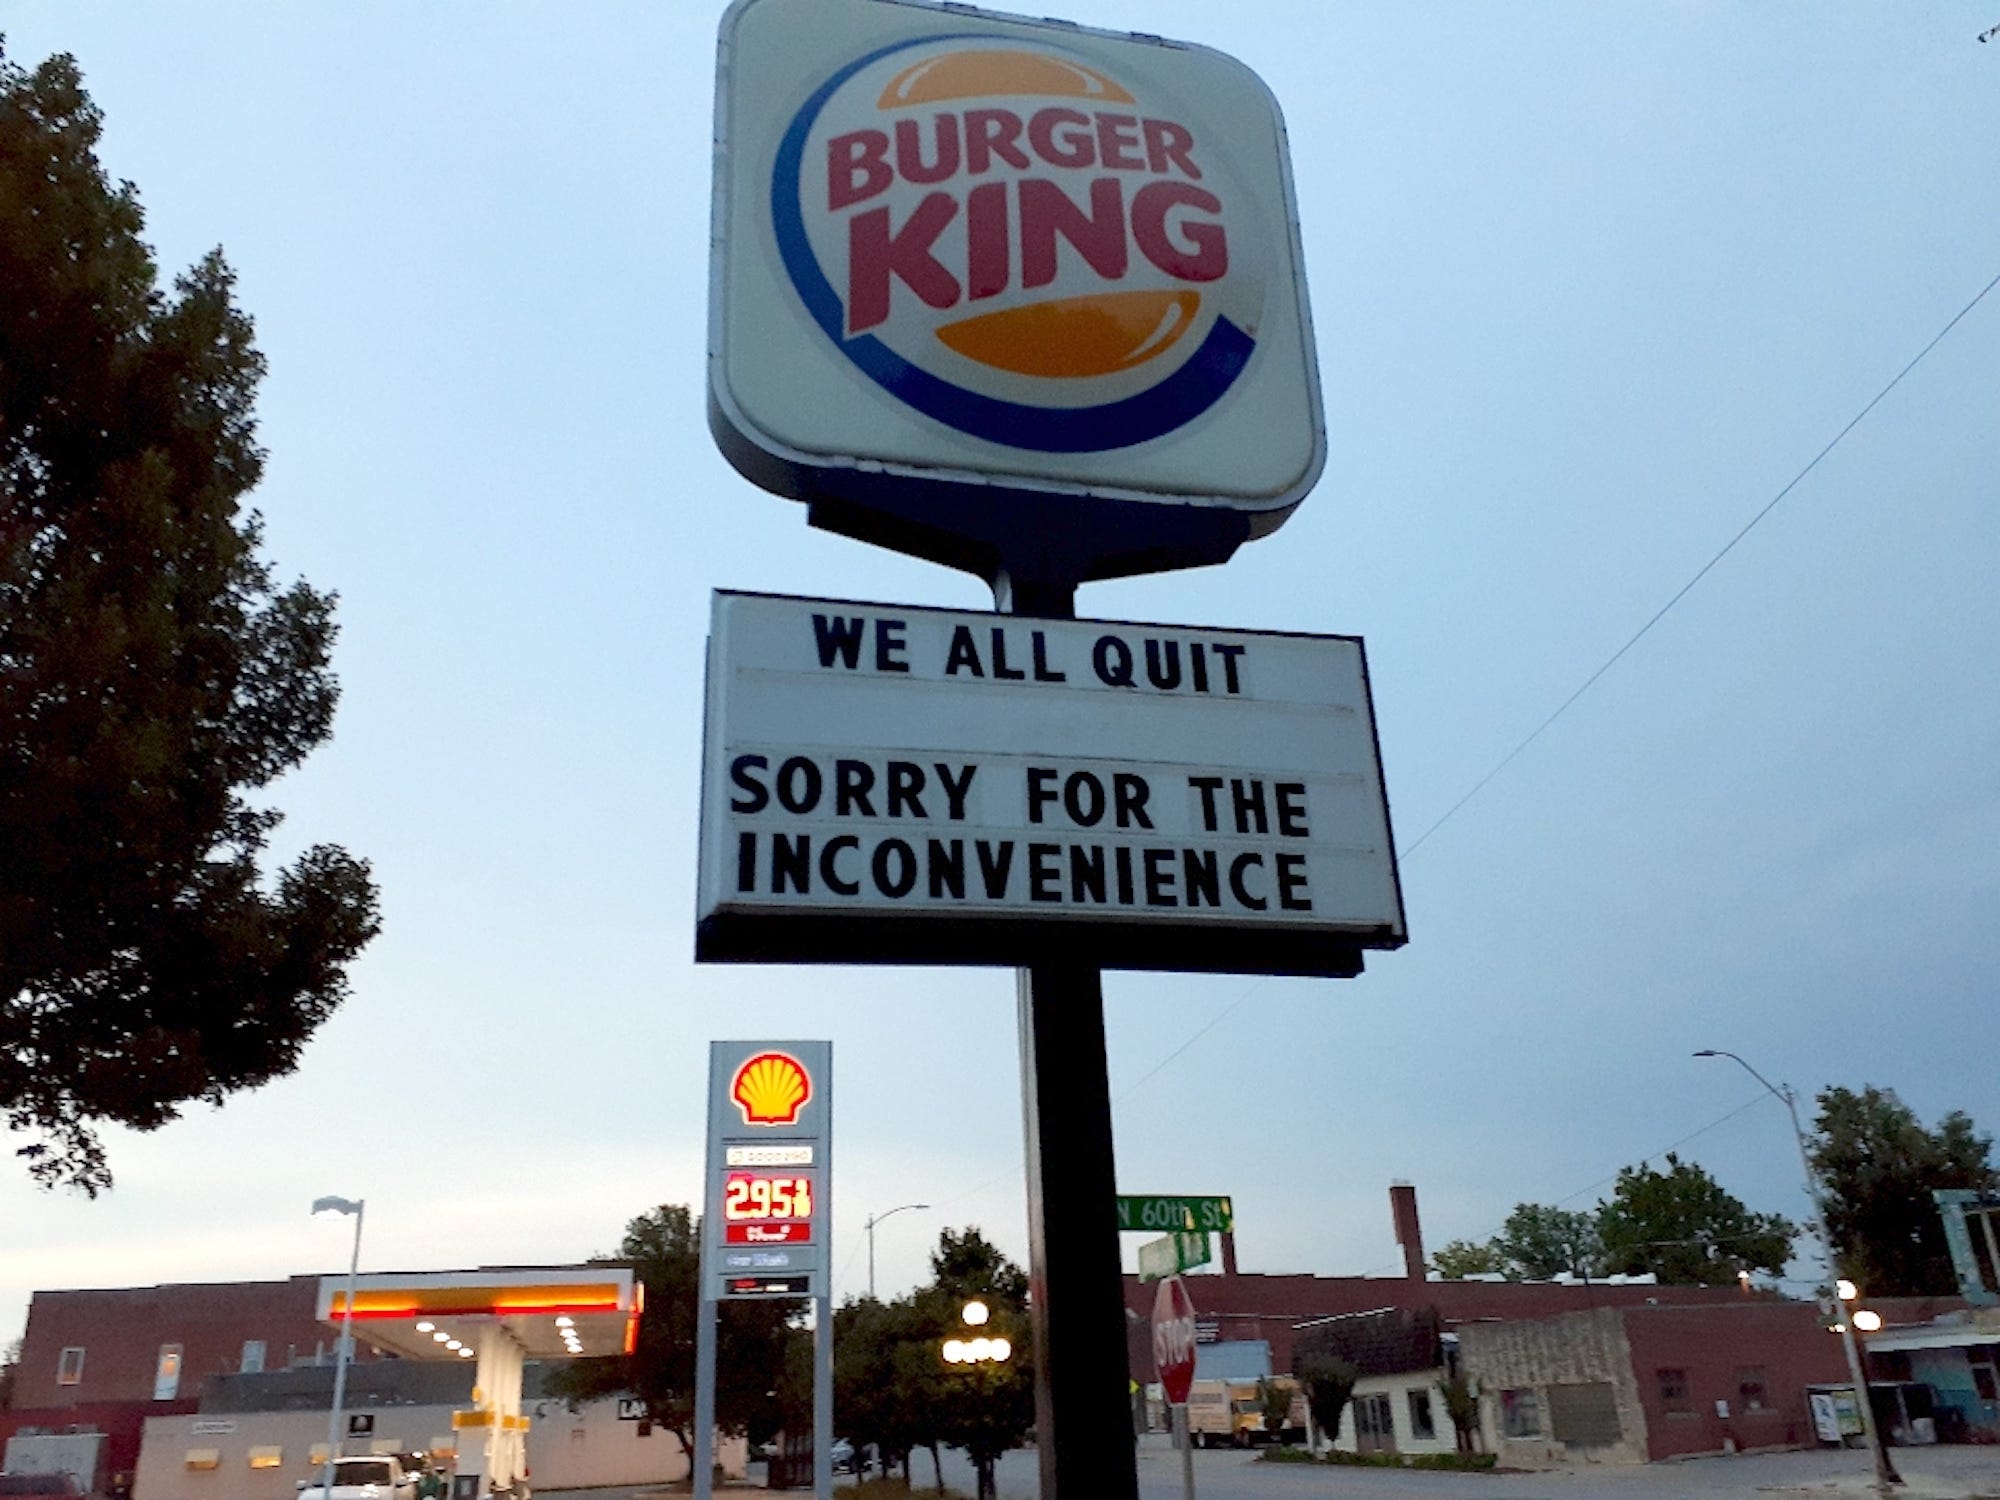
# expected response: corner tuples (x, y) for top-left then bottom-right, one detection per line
(416, 1323), (435, 1334)
(961, 1301), (990, 1327)
(1853, 1310), (1884, 1333)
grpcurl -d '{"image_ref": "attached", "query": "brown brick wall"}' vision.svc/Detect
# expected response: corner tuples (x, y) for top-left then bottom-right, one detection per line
(14, 1277), (372, 1411)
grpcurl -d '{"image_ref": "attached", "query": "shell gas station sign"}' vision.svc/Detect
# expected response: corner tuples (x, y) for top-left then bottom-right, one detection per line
(699, 1041), (831, 1299)
(710, 0), (1324, 580)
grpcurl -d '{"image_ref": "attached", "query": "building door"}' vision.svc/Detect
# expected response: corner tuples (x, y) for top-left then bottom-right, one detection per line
(1354, 1393), (1397, 1454)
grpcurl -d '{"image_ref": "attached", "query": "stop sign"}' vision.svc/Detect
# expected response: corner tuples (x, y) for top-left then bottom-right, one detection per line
(1152, 1275), (1198, 1405)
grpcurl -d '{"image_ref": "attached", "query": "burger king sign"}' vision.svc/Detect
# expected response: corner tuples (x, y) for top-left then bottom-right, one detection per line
(710, 0), (1325, 583)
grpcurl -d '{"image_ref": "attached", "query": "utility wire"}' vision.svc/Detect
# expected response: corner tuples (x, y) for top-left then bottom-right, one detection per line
(1398, 267), (2000, 861)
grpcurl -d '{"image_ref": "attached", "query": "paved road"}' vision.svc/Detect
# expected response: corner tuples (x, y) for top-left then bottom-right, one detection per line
(830, 1435), (2000, 1499)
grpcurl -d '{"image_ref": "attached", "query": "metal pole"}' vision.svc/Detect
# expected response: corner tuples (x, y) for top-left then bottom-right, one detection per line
(321, 1202), (363, 1500)
(813, 1296), (833, 1500)
(1174, 1402), (1196, 1500)
(1003, 558), (1140, 1500)
(866, 1214), (876, 1301)
(1696, 1051), (1900, 1493)
(692, 1297), (717, 1500)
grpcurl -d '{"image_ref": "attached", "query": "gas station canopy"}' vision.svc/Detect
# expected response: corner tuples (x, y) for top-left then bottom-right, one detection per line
(316, 1267), (640, 1361)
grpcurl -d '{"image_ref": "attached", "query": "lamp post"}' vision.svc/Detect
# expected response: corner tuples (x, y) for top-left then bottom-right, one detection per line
(1693, 1051), (1900, 1492)
(312, 1196), (365, 1500)
(864, 1203), (930, 1300)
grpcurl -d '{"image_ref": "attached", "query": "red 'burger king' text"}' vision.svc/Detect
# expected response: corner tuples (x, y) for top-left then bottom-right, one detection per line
(825, 107), (1227, 335)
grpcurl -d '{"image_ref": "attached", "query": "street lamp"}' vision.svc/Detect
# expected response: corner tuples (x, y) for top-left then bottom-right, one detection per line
(312, 1196), (365, 1500)
(864, 1203), (930, 1300)
(1693, 1051), (1900, 1492)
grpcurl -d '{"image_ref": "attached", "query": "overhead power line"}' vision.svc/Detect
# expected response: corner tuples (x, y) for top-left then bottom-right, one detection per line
(1398, 267), (2000, 861)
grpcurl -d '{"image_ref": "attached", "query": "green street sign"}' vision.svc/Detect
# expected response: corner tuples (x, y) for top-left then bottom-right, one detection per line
(1137, 1231), (1212, 1282)
(1118, 1195), (1235, 1235)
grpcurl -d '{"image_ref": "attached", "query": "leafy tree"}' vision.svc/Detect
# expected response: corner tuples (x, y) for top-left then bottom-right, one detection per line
(0, 43), (377, 1191)
(926, 1228), (1032, 1500)
(1299, 1358), (1357, 1451)
(1812, 1085), (1997, 1295)
(831, 1227), (1032, 1498)
(1437, 1370), (1481, 1454)
(1495, 1203), (1602, 1280)
(1430, 1239), (1509, 1279)
(1595, 1153), (1792, 1286)
(1, 1336), (19, 1410)
(543, 1206), (794, 1457)
(1257, 1377), (1294, 1439)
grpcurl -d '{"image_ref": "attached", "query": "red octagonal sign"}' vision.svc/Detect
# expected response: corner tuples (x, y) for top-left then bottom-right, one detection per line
(1152, 1274), (1198, 1405)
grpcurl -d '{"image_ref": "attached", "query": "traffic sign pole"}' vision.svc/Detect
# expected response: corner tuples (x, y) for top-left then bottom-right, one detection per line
(1005, 572), (1140, 1500)
(1174, 1403), (1196, 1500)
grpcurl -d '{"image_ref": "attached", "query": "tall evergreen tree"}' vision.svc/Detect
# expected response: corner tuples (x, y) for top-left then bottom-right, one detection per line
(0, 42), (377, 1190)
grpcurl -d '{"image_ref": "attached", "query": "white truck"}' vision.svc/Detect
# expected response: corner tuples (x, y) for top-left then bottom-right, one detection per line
(296, 1457), (418, 1500)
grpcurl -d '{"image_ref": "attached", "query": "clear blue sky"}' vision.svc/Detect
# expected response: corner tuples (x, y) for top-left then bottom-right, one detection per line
(4, 1), (1998, 1345)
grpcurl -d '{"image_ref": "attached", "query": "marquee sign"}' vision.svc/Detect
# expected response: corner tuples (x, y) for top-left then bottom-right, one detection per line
(695, 592), (1405, 976)
(710, 0), (1325, 583)
(701, 1039), (832, 1299)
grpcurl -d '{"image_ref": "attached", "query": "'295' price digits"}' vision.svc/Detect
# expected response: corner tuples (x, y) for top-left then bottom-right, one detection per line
(724, 1171), (815, 1221)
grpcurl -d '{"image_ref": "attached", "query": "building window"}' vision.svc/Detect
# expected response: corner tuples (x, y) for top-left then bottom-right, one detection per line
(241, 1340), (266, 1375)
(56, 1347), (85, 1386)
(1501, 1388), (1543, 1438)
(1736, 1366), (1770, 1413)
(1657, 1367), (1691, 1413)
(154, 1344), (183, 1401)
(1974, 1365), (1997, 1403)
(1407, 1388), (1437, 1440)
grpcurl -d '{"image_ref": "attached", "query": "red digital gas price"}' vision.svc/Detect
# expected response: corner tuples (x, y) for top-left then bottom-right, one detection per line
(721, 1171), (816, 1245)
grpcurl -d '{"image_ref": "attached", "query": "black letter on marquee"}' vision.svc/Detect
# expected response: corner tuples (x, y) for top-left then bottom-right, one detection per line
(1189, 775), (1223, 832)
(835, 759), (877, 818)
(812, 614), (866, 669)
(1026, 766), (1059, 825)
(730, 754), (770, 813)
(935, 762), (977, 820)
(1182, 848), (1220, 907)
(820, 835), (861, 896)
(1276, 852), (1312, 911)
(736, 832), (757, 892)
(875, 618), (910, 672)
(773, 834), (812, 894)
(1029, 843), (1062, 902)
(777, 757), (822, 815)
(1031, 631), (1067, 682)
(928, 839), (966, 898)
(1228, 851), (1267, 911)
(887, 761), (928, 819)
(1276, 782), (1310, 838)
(873, 839), (917, 897)
(975, 840), (1015, 899)
(944, 624), (985, 677)
(1213, 642), (1246, 694)
(1093, 634), (1135, 687)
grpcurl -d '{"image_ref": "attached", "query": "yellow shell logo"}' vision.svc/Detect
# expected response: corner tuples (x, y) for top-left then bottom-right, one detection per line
(731, 1052), (811, 1127)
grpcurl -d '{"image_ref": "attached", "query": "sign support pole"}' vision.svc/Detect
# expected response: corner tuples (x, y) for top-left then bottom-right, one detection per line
(999, 570), (1141, 1500)
(1174, 1402), (1196, 1500)
(691, 1294), (717, 1500)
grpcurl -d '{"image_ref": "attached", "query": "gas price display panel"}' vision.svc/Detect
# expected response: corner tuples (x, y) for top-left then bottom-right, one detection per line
(721, 1170), (818, 1245)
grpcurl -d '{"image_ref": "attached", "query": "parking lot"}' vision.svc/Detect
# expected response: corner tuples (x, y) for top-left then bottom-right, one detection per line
(819, 1436), (2000, 1499)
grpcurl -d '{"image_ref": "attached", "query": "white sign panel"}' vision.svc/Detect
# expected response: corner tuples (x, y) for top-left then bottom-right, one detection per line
(696, 592), (1404, 976)
(709, 0), (1325, 576)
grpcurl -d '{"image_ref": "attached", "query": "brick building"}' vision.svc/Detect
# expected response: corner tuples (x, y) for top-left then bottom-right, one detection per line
(1123, 1183), (1749, 1380)
(2, 1274), (380, 1497)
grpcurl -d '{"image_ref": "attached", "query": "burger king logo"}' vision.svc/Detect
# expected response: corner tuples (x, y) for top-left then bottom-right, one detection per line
(773, 35), (1265, 454)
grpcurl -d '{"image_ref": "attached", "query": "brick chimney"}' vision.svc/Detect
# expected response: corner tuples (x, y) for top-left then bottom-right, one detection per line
(1390, 1181), (1426, 1280)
